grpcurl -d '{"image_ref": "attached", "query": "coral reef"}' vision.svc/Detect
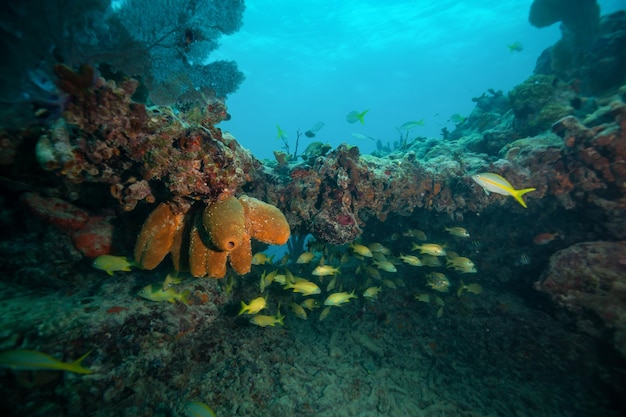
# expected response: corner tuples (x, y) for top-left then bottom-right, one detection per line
(135, 196), (290, 278)
(535, 241), (626, 357)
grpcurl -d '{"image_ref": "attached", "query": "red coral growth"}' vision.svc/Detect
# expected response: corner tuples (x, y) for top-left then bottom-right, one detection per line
(22, 192), (89, 231)
(70, 217), (113, 258)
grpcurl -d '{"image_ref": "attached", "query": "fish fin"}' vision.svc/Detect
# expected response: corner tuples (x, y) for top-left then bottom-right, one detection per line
(512, 187), (536, 208)
(358, 109), (369, 124)
(106, 270), (114, 276)
(180, 290), (191, 305)
(67, 350), (94, 374)
(238, 301), (248, 316)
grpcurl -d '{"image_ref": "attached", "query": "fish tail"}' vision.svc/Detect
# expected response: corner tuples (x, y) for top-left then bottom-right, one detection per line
(180, 290), (191, 305)
(358, 109), (369, 124)
(67, 350), (94, 374)
(238, 301), (248, 316)
(276, 313), (285, 326)
(512, 188), (536, 208)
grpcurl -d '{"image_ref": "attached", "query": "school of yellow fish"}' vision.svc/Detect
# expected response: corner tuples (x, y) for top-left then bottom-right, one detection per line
(88, 221), (485, 325)
(226, 223), (485, 325)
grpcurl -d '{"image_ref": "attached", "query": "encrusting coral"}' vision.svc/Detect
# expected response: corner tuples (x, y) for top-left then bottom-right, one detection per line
(135, 196), (290, 278)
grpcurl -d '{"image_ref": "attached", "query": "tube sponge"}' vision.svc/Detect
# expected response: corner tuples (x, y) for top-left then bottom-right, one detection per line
(134, 203), (184, 270)
(202, 196), (246, 251)
(239, 195), (291, 246)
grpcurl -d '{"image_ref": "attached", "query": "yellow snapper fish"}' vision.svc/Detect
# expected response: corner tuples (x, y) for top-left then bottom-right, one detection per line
(238, 296), (267, 315)
(312, 265), (340, 277)
(446, 257), (475, 269)
(0, 349), (93, 374)
(296, 251), (316, 264)
(283, 278), (321, 296)
(399, 254), (422, 266)
(382, 279), (397, 289)
(445, 226), (470, 238)
(426, 272), (451, 293)
(276, 124), (288, 140)
(324, 290), (357, 306)
(350, 242), (373, 257)
(137, 284), (190, 304)
(326, 276), (337, 292)
(92, 255), (135, 276)
(186, 401), (216, 417)
(507, 41), (523, 52)
(368, 242), (390, 254)
(319, 306), (332, 321)
(412, 243), (447, 257)
(250, 313), (284, 327)
(290, 302), (308, 320)
(251, 252), (274, 265)
(346, 109), (369, 124)
(403, 228), (427, 240)
(374, 259), (397, 273)
(301, 298), (320, 311)
(364, 266), (382, 280)
(415, 293), (431, 303)
(420, 255), (442, 267)
(457, 281), (484, 297)
(363, 286), (382, 299)
(471, 173), (536, 208)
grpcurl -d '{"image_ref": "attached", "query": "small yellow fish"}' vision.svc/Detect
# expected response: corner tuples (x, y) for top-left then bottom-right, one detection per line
(137, 284), (190, 304)
(420, 255), (442, 267)
(368, 242), (390, 255)
(319, 306), (332, 321)
(92, 255), (135, 276)
(399, 254), (422, 266)
(457, 281), (483, 297)
(471, 173), (536, 208)
(445, 227), (470, 238)
(374, 259), (397, 273)
(447, 257), (477, 273)
(239, 296), (267, 315)
(507, 41), (523, 52)
(296, 252), (315, 264)
(312, 265), (340, 277)
(382, 279), (397, 289)
(276, 124), (288, 140)
(446, 257), (475, 268)
(346, 109), (369, 124)
(326, 276), (337, 292)
(426, 272), (450, 293)
(301, 298), (320, 311)
(363, 286), (382, 299)
(250, 313), (284, 327)
(186, 401), (216, 417)
(224, 273), (236, 295)
(0, 349), (93, 374)
(350, 243), (373, 257)
(290, 302), (308, 320)
(273, 273), (287, 285)
(324, 290), (357, 306)
(252, 252), (274, 265)
(403, 228), (427, 240)
(412, 243), (447, 257)
(283, 279), (321, 296)
(415, 293), (431, 303)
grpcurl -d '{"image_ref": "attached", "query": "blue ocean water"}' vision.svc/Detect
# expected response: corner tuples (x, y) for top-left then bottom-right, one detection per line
(217, 0), (624, 159)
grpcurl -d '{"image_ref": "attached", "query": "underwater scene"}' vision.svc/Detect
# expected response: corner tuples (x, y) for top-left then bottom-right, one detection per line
(1, 0), (626, 416)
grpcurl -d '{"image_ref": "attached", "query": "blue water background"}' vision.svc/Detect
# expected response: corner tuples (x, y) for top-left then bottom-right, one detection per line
(215, 0), (625, 160)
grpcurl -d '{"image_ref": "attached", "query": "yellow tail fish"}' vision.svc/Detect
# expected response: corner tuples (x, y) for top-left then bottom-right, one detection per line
(0, 349), (93, 374)
(472, 173), (535, 208)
